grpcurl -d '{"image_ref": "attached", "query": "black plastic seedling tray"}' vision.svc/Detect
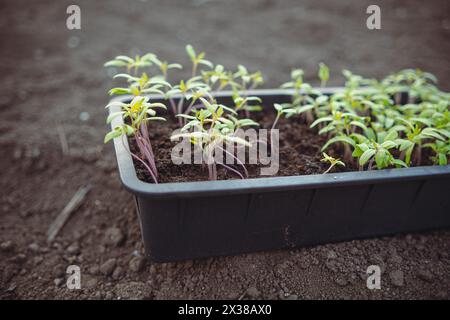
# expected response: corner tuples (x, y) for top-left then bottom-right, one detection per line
(109, 89), (450, 262)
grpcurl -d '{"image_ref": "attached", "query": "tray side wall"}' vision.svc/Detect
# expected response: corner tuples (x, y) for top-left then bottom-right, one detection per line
(136, 175), (450, 262)
(111, 89), (450, 261)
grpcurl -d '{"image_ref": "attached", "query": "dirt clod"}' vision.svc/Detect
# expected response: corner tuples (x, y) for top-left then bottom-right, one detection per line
(389, 270), (405, 287)
(104, 228), (125, 247)
(28, 243), (40, 253)
(66, 243), (80, 255)
(416, 270), (434, 283)
(54, 278), (63, 287)
(246, 286), (261, 299)
(327, 250), (338, 260)
(129, 256), (146, 273)
(112, 267), (124, 280)
(1, 241), (14, 252)
(100, 259), (117, 276)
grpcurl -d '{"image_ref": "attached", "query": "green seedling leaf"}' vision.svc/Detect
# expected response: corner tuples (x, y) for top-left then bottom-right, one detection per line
(274, 103), (283, 112)
(104, 127), (123, 143)
(438, 153), (448, 165)
(381, 140), (397, 150)
(321, 135), (356, 151)
(392, 159), (408, 168)
(318, 62), (330, 87)
(109, 88), (131, 95)
(359, 149), (376, 166)
(104, 60), (128, 68)
(113, 73), (139, 81)
(146, 117), (166, 121)
(186, 44), (196, 60)
(311, 116), (333, 128)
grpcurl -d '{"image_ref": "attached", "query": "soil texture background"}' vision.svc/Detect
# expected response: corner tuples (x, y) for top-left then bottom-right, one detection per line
(0, 0), (449, 299)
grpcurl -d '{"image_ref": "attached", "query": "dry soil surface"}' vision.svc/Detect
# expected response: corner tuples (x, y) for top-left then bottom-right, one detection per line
(0, 0), (449, 300)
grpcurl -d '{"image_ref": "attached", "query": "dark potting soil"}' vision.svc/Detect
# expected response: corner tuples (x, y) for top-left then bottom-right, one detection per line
(129, 108), (353, 183)
(129, 108), (437, 184)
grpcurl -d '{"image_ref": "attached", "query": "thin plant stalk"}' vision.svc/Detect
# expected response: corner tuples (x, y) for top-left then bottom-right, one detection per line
(169, 98), (177, 115)
(218, 163), (245, 179)
(121, 136), (158, 184)
(218, 146), (248, 178)
(323, 164), (336, 174)
(272, 112), (281, 130)
(137, 122), (157, 175)
(130, 152), (158, 184)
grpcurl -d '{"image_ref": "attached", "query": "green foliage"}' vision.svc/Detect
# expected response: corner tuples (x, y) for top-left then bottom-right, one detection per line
(423, 140), (450, 165)
(310, 68), (450, 169)
(271, 103), (296, 129)
(104, 54), (155, 75)
(104, 45), (265, 181)
(104, 46), (449, 183)
(279, 66), (329, 125)
(104, 96), (166, 143)
(318, 63), (329, 88)
(350, 130), (407, 169)
(171, 98), (258, 180)
(186, 44), (213, 77)
(109, 72), (171, 96)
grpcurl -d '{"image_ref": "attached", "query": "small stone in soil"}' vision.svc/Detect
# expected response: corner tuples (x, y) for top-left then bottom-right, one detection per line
(246, 286), (261, 298)
(104, 227), (125, 247)
(335, 277), (348, 287)
(83, 276), (99, 289)
(89, 265), (100, 275)
(415, 244), (426, 251)
(6, 284), (17, 292)
(149, 265), (157, 276)
(53, 264), (66, 278)
(1, 240), (14, 252)
(369, 254), (384, 265)
(438, 251), (448, 259)
(389, 270), (404, 287)
(388, 253), (402, 265)
(12, 253), (27, 264)
(66, 243), (80, 255)
(54, 278), (63, 287)
(28, 243), (40, 253)
(327, 250), (338, 259)
(129, 256), (146, 273)
(100, 258), (117, 276)
(33, 256), (44, 265)
(325, 260), (338, 272)
(112, 267), (123, 280)
(416, 269), (433, 282)
(105, 292), (114, 300)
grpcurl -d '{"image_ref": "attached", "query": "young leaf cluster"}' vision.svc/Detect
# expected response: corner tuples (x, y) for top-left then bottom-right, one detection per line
(299, 68), (450, 170)
(104, 45), (265, 181)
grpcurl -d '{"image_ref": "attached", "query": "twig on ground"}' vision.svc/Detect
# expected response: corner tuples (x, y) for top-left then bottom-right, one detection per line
(47, 184), (92, 243)
(57, 125), (70, 156)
